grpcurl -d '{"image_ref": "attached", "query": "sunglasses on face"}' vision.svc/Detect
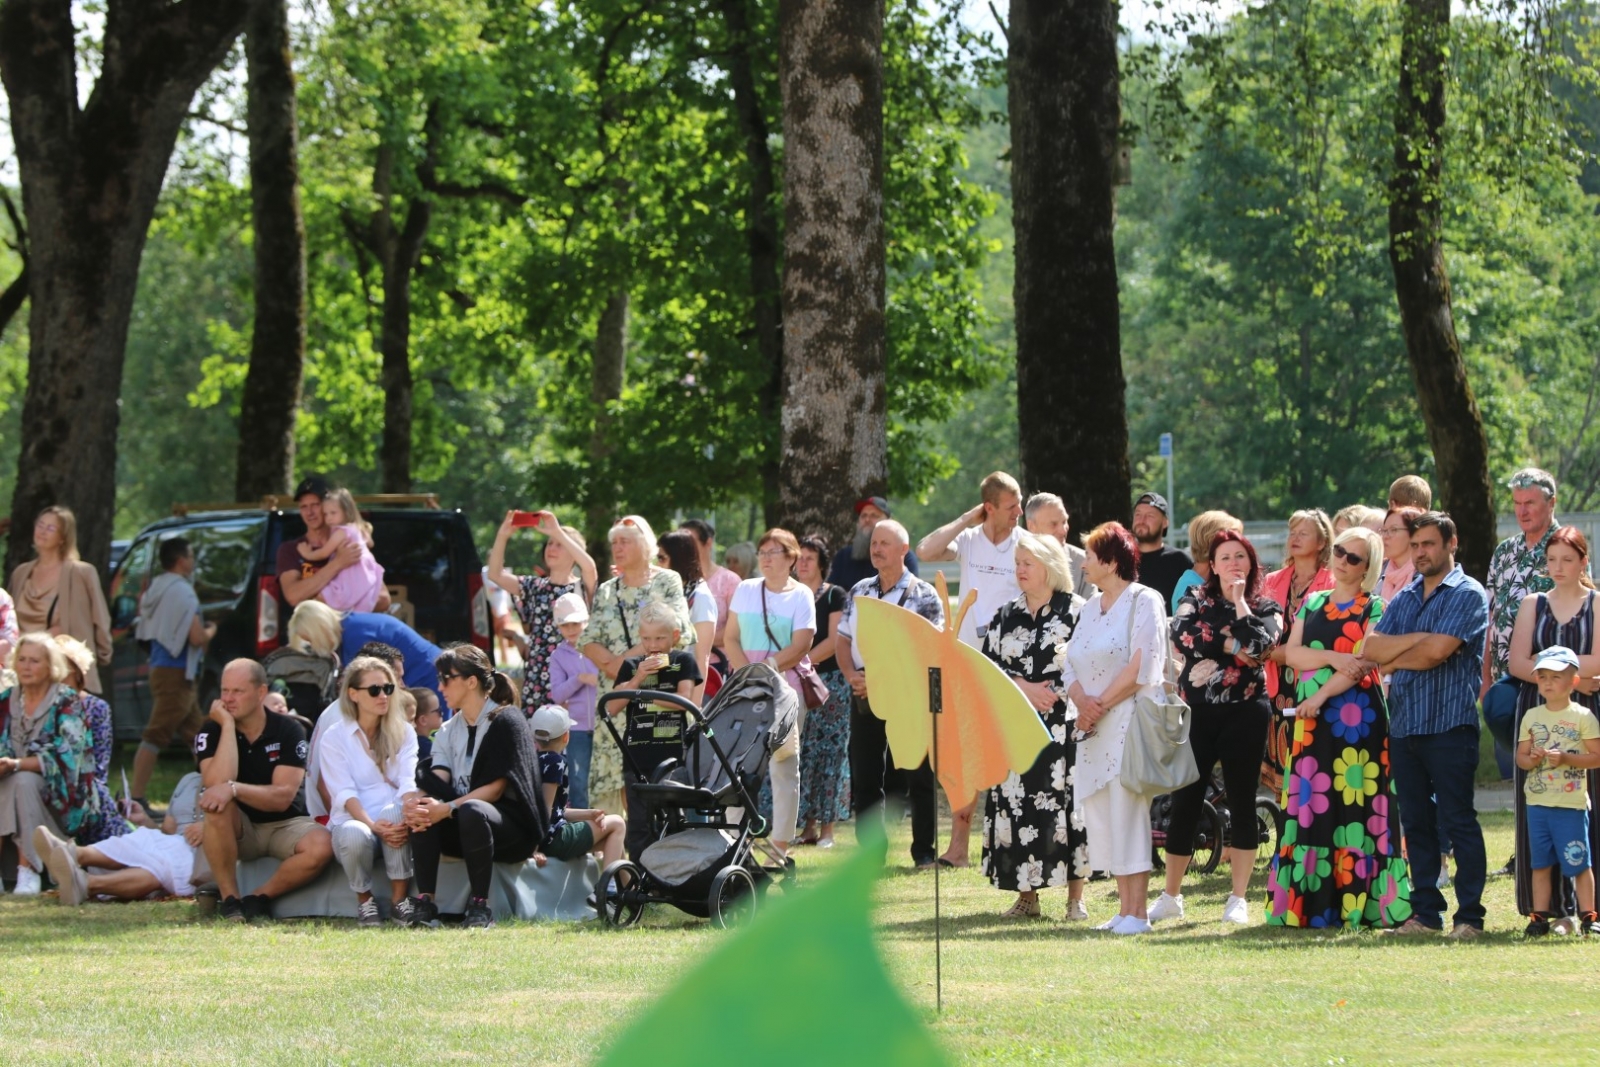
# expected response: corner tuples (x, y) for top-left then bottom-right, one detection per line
(436, 672), (460, 683)
(354, 683), (396, 697)
(1333, 545), (1366, 567)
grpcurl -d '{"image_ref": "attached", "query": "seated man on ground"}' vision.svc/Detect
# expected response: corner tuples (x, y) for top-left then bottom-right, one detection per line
(196, 659), (334, 922)
(529, 704), (625, 883)
(37, 772), (210, 905)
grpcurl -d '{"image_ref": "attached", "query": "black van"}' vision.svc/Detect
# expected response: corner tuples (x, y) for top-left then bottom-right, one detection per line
(106, 498), (489, 741)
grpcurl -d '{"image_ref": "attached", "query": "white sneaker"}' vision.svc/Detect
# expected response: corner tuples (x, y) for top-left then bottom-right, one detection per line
(1112, 915), (1153, 935)
(1147, 891), (1185, 923)
(1222, 894), (1250, 924)
(1094, 914), (1124, 930)
(1065, 899), (1089, 922)
(13, 866), (41, 895)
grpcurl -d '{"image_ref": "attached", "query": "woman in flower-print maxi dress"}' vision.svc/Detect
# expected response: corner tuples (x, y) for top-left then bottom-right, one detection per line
(1266, 528), (1412, 929)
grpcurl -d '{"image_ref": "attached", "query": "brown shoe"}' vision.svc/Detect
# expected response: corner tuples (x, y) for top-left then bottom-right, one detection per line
(1446, 923), (1483, 941)
(1384, 917), (1439, 936)
(1000, 895), (1042, 920)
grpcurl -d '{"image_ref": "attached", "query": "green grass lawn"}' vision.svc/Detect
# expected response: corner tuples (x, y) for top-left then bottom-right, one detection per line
(3, 807), (1597, 1065)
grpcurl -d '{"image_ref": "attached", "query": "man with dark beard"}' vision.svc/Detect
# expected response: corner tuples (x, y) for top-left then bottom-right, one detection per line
(1132, 492), (1191, 607)
(827, 496), (921, 592)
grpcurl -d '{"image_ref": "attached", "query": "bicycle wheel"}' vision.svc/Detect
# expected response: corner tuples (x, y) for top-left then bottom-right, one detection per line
(1190, 799), (1224, 875)
(1254, 796), (1284, 867)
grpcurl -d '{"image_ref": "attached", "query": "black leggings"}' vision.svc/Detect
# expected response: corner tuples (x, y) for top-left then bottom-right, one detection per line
(412, 799), (540, 899)
(1165, 698), (1271, 857)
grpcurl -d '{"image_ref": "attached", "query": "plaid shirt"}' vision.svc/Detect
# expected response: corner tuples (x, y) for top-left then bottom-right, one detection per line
(1374, 565), (1489, 738)
(1484, 523), (1556, 679)
(837, 569), (946, 671)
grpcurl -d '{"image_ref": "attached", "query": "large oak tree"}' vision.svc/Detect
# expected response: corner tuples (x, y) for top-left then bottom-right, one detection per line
(0, 0), (247, 572)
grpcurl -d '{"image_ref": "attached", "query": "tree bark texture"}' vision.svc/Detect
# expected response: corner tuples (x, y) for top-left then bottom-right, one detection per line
(776, 0), (886, 552)
(0, 266), (24, 343)
(1387, 0), (1495, 579)
(0, 0), (248, 575)
(1010, 0), (1131, 533)
(720, 0), (785, 529)
(236, 0), (308, 501)
(586, 290), (629, 576)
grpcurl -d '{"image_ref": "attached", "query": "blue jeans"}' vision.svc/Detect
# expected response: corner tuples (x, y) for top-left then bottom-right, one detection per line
(566, 729), (594, 810)
(1391, 724), (1487, 929)
(1481, 676), (1520, 781)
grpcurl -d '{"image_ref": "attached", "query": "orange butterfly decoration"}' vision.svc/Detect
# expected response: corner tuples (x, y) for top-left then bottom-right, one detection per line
(854, 572), (1052, 802)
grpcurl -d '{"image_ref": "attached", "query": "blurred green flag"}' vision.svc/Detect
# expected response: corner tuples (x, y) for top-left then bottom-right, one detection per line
(596, 825), (947, 1067)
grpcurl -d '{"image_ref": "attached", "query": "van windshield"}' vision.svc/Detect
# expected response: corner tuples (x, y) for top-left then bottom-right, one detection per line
(188, 519), (267, 603)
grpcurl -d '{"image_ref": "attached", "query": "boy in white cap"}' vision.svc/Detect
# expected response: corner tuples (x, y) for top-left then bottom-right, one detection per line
(1516, 645), (1600, 936)
(548, 592), (600, 807)
(529, 704), (626, 877)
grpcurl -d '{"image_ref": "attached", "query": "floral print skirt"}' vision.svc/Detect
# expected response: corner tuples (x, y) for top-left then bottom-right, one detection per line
(981, 704), (1087, 893)
(797, 668), (852, 825)
(1266, 694), (1412, 929)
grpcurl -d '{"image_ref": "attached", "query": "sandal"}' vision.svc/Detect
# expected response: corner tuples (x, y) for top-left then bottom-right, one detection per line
(1001, 895), (1042, 920)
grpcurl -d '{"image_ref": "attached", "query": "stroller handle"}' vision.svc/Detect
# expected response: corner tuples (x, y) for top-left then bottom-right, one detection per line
(599, 688), (705, 724)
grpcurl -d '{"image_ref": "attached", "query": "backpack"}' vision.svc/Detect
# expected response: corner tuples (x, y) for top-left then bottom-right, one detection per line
(261, 645), (341, 725)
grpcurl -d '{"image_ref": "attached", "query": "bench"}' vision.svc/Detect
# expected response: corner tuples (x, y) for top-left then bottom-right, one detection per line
(235, 853), (598, 921)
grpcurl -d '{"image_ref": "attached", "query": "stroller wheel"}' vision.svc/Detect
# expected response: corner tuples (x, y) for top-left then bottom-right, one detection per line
(598, 860), (646, 929)
(708, 865), (758, 929)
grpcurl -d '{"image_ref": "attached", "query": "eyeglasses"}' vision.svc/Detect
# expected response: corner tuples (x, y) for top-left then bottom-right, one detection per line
(1333, 545), (1366, 567)
(355, 683), (396, 697)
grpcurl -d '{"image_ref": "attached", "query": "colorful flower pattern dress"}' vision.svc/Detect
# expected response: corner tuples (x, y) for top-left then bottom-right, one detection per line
(797, 582), (851, 826)
(74, 691), (132, 844)
(980, 590), (1089, 892)
(0, 685), (102, 839)
(514, 574), (586, 712)
(1266, 590), (1412, 929)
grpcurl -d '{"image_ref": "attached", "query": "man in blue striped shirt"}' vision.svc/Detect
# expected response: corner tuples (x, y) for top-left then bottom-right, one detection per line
(1361, 512), (1490, 938)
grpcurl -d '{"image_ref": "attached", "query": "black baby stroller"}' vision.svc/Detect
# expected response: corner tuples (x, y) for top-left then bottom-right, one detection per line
(593, 661), (798, 929)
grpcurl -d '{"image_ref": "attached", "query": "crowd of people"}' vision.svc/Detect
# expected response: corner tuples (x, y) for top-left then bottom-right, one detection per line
(3, 466), (1598, 942)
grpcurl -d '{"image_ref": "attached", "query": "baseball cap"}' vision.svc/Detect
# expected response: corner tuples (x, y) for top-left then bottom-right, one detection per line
(1135, 492), (1170, 516)
(1533, 646), (1581, 673)
(292, 475), (333, 501)
(854, 496), (892, 518)
(530, 704), (575, 741)
(553, 592), (589, 627)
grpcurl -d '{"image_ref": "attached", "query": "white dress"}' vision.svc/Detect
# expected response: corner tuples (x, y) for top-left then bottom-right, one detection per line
(1061, 583), (1169, 801)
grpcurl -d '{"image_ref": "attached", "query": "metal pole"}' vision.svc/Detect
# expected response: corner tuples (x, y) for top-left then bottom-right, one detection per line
(1160, 431), (1175, 522)
(929, 665), (943, 1014)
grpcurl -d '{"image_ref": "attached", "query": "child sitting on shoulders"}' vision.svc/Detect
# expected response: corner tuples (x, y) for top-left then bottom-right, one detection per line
(1517, 645), (1600, 937)
(297, 487), (391, 613)
(529, 704), (625, 881)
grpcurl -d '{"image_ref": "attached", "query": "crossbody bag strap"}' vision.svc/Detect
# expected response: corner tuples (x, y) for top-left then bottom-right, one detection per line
(760, 584), (782, 652)
(616, 587), (633, 648)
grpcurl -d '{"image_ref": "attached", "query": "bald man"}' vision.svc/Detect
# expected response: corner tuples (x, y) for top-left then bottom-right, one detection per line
(835, 521), (946, 869)
(196, 659), (332, 922)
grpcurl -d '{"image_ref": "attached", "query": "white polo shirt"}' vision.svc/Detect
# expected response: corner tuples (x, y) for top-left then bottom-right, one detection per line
(953, 525), (1021, 647)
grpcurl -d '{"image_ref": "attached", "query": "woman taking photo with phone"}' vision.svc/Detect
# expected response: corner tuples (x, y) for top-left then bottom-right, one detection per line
(488, 508), (598, 711)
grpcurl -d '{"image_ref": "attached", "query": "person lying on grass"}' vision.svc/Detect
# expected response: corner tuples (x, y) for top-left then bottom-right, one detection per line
(37, 771), (212, 905)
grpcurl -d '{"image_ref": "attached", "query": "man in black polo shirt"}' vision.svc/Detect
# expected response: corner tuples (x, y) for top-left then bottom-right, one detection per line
(197, 659), (333, 921)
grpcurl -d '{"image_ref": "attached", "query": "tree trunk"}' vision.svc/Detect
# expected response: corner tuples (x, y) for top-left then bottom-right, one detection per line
(0, 266), (24, 343)
(1387, 0), (1495, 578)
(1010, 0), (1130, 532)
(721, 0), (785, 529)
(235, 0), (307, 501)
(0, 0), (248, 575)
(776, 0), (886, 551)
(586, 290), (629, 576)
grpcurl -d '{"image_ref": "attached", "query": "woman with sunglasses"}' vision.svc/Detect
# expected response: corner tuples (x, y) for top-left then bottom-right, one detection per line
(318, 657), (419, 926)
(1260, 508), (1336, 794)
(1266, 526), (1411, 929)
(405, 645), (545, 929)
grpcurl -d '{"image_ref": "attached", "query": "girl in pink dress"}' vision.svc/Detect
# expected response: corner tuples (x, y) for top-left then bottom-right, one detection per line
(299, 488), (389, 613)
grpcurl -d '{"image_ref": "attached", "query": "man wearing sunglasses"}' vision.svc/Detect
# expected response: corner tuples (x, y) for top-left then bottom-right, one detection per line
(194, 659), (333, 922)
(1360, 511), (1490, 939)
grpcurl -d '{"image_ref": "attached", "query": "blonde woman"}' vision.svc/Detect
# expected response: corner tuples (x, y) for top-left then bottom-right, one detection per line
(319, 656), (419, 926)
(1261, 508), (1336, 791)
(580, 515), (693, 815)
(1169, 510), (1245, 613)
(0, 633), (93, 893)
(54, 635), (134, 844)
(9, 507), (112, 694)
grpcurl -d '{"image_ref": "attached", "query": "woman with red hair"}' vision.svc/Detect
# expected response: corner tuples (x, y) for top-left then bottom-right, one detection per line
(1507, 525), (1600, 926)
(1152, 532), (1284, 925)
(1059, 522), (1170, 934)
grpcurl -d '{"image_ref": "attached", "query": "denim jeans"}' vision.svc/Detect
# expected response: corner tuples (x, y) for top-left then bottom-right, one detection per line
(565, 729), (594, 810)
(1391, 724), (1487, 929)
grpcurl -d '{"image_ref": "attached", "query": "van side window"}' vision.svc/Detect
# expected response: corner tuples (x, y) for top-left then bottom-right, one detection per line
(109, 536), (155, 630)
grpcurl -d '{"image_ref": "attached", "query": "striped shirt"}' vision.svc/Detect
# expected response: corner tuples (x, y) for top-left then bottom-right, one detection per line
(1374, 564), (1489, 738)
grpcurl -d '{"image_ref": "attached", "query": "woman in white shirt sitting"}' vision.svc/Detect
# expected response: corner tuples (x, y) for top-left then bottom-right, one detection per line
(318, 656), (419, 926)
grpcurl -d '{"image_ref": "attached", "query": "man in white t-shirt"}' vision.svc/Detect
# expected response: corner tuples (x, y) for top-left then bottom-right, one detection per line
(914, 470), (1024, 866)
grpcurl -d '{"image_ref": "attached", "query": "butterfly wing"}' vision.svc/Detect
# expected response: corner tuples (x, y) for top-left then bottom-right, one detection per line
(931, 638), (1052, 802)
(853, 595), (939, 771)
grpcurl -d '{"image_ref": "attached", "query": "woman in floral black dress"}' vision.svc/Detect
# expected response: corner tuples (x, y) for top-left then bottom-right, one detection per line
(980, 531), (1087, 920)
(487, 510), (597, 711)
(1152, 531), (1283, 926)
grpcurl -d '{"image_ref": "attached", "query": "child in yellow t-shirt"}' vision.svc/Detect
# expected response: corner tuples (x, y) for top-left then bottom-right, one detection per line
(1516, 645), (1600, 937)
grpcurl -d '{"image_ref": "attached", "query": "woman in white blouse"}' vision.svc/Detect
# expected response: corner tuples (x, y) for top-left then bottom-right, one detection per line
(1061, 522), (1170, 935)
(319, 656), (419, 926)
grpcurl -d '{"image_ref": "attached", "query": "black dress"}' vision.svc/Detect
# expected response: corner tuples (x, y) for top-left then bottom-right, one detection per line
(979, 590), (1088, 892)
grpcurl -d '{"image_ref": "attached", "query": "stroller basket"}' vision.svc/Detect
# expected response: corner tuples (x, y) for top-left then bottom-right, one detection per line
(640, 828), (740, 890)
